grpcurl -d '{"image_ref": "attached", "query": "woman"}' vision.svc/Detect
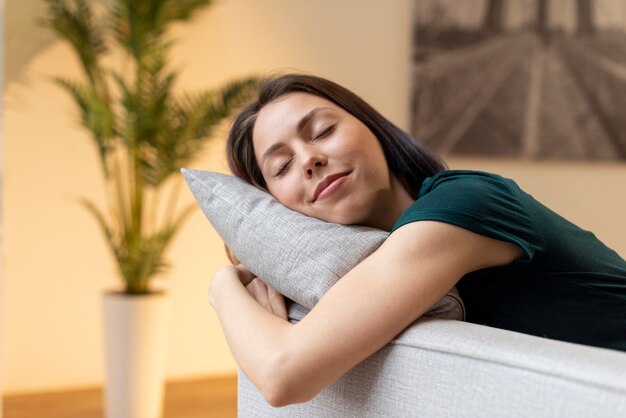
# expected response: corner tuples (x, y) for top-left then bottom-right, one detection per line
(209, 73), (626, 407)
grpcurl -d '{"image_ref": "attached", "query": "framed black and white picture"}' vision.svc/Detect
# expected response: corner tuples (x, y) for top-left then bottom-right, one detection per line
(411, 0), (626, 161)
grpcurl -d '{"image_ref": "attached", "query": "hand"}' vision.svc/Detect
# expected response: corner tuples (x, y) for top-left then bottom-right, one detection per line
(245, 277), (289, 321)
(233, 263), (256, 287)
(209, 264), (247, 307)
(235, 264), (288, 321)
(210, 263), (255, 298)
(210, 264), (288, 321)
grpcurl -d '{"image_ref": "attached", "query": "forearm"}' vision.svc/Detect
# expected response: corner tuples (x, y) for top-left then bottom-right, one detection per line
(210, 274), (293, 402)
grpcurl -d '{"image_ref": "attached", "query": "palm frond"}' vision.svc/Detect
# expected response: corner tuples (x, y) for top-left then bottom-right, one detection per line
(176, 76), (261, 156)
(108, 0), (209, 60)
(128, 203), (198, 290)
(217, 76), (262, 112)
(52, 76), (117, 178)
(41, 0), (108, 88)
(136, 76), (259, 187)
(73, 196), (121, 265)
(164, 0), (212, 22)
(108, 0), (150, 58)
(137, 46), (177, 145)
(117, 228), (175, 293)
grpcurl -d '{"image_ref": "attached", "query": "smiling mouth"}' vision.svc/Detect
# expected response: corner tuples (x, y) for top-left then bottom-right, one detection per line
(313, 173), (350, 202)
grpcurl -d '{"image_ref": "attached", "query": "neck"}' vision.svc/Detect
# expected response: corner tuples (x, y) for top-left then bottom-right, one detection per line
(370, 176), (415, 232)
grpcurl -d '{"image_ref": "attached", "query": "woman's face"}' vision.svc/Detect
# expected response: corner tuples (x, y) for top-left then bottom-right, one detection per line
(252, 92), (412, 229)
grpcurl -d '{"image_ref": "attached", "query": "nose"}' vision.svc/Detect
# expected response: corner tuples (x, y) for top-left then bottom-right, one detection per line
(302, 150), (327, 177)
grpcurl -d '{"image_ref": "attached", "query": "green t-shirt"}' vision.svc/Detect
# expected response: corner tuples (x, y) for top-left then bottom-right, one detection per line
(391, 169), (626, 352)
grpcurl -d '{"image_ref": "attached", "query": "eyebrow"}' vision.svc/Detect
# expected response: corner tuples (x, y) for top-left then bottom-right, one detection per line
(260, 106), (332, 167)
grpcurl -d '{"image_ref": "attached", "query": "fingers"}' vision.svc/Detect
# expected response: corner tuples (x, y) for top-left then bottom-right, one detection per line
(245, 278), (288, 321)
(267, 285), (289, 321)
(234, 263), (256, 286)
(246, 279), (271, 312)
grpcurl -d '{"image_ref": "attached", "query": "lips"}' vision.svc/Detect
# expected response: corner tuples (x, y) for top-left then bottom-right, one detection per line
(313, 172), (351, 202)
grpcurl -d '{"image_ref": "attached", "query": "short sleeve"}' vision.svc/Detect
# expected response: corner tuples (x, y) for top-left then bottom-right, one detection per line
(391, 171), (546, 264)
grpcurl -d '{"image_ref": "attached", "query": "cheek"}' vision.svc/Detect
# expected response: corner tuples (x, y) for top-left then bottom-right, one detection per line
(341, 125), (376, 154)
(271, 179), (307, 209)
(327, 128), (362, 160)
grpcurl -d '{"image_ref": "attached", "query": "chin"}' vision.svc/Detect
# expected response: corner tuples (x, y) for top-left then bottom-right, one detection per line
(327, 210), (364, 226)
(309, 197), (366, 225)
(307, 211), (342, 224)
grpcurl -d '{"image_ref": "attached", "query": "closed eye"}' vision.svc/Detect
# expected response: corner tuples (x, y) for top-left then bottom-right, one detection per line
(315, 124), (335, 139)
(273, 159), (292, 177)
(272, 124), (337, 177)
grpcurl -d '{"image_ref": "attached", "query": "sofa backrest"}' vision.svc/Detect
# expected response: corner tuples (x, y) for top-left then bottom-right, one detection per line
(238, 302), (626, 417)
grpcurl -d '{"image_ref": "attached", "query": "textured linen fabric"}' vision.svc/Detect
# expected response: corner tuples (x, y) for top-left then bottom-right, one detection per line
(181, 168), (464, 319)
(391, 169), (626, 352)
(238, 306), (626, 417)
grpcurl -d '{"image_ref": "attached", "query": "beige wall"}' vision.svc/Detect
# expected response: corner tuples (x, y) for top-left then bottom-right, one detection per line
(2, 0), (625, 395)
(1, 0), (5, 412)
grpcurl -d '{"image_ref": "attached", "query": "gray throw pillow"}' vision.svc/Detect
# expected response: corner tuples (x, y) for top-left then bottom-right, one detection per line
(181, 168), (465, 321)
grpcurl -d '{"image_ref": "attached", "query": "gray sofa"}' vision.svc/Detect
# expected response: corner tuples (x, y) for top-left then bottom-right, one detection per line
(180, 168), (626, 417)
(238, 301), (626, 417)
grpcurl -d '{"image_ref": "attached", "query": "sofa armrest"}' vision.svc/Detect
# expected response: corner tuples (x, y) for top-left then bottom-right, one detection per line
(238, 301), (626, 417)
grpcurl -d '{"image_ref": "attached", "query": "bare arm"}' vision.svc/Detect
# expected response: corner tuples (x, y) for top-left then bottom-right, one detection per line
(210, 220), (524, 406)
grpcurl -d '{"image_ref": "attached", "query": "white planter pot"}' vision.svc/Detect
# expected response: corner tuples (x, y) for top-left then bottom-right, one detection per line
(103, 290), (171, 418)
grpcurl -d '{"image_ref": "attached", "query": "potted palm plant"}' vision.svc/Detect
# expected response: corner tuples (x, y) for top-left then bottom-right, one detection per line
(41, 1), (259, 417)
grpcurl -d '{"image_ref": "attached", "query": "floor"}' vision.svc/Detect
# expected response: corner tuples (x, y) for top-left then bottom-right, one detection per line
(3, 374), (237, 418)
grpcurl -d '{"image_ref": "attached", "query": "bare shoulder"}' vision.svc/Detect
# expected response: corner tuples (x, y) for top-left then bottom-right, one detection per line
(379, 220), (526, 275)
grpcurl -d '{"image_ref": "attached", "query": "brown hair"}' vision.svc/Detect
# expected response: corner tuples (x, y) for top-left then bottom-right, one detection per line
(223, 73), (448, 263)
